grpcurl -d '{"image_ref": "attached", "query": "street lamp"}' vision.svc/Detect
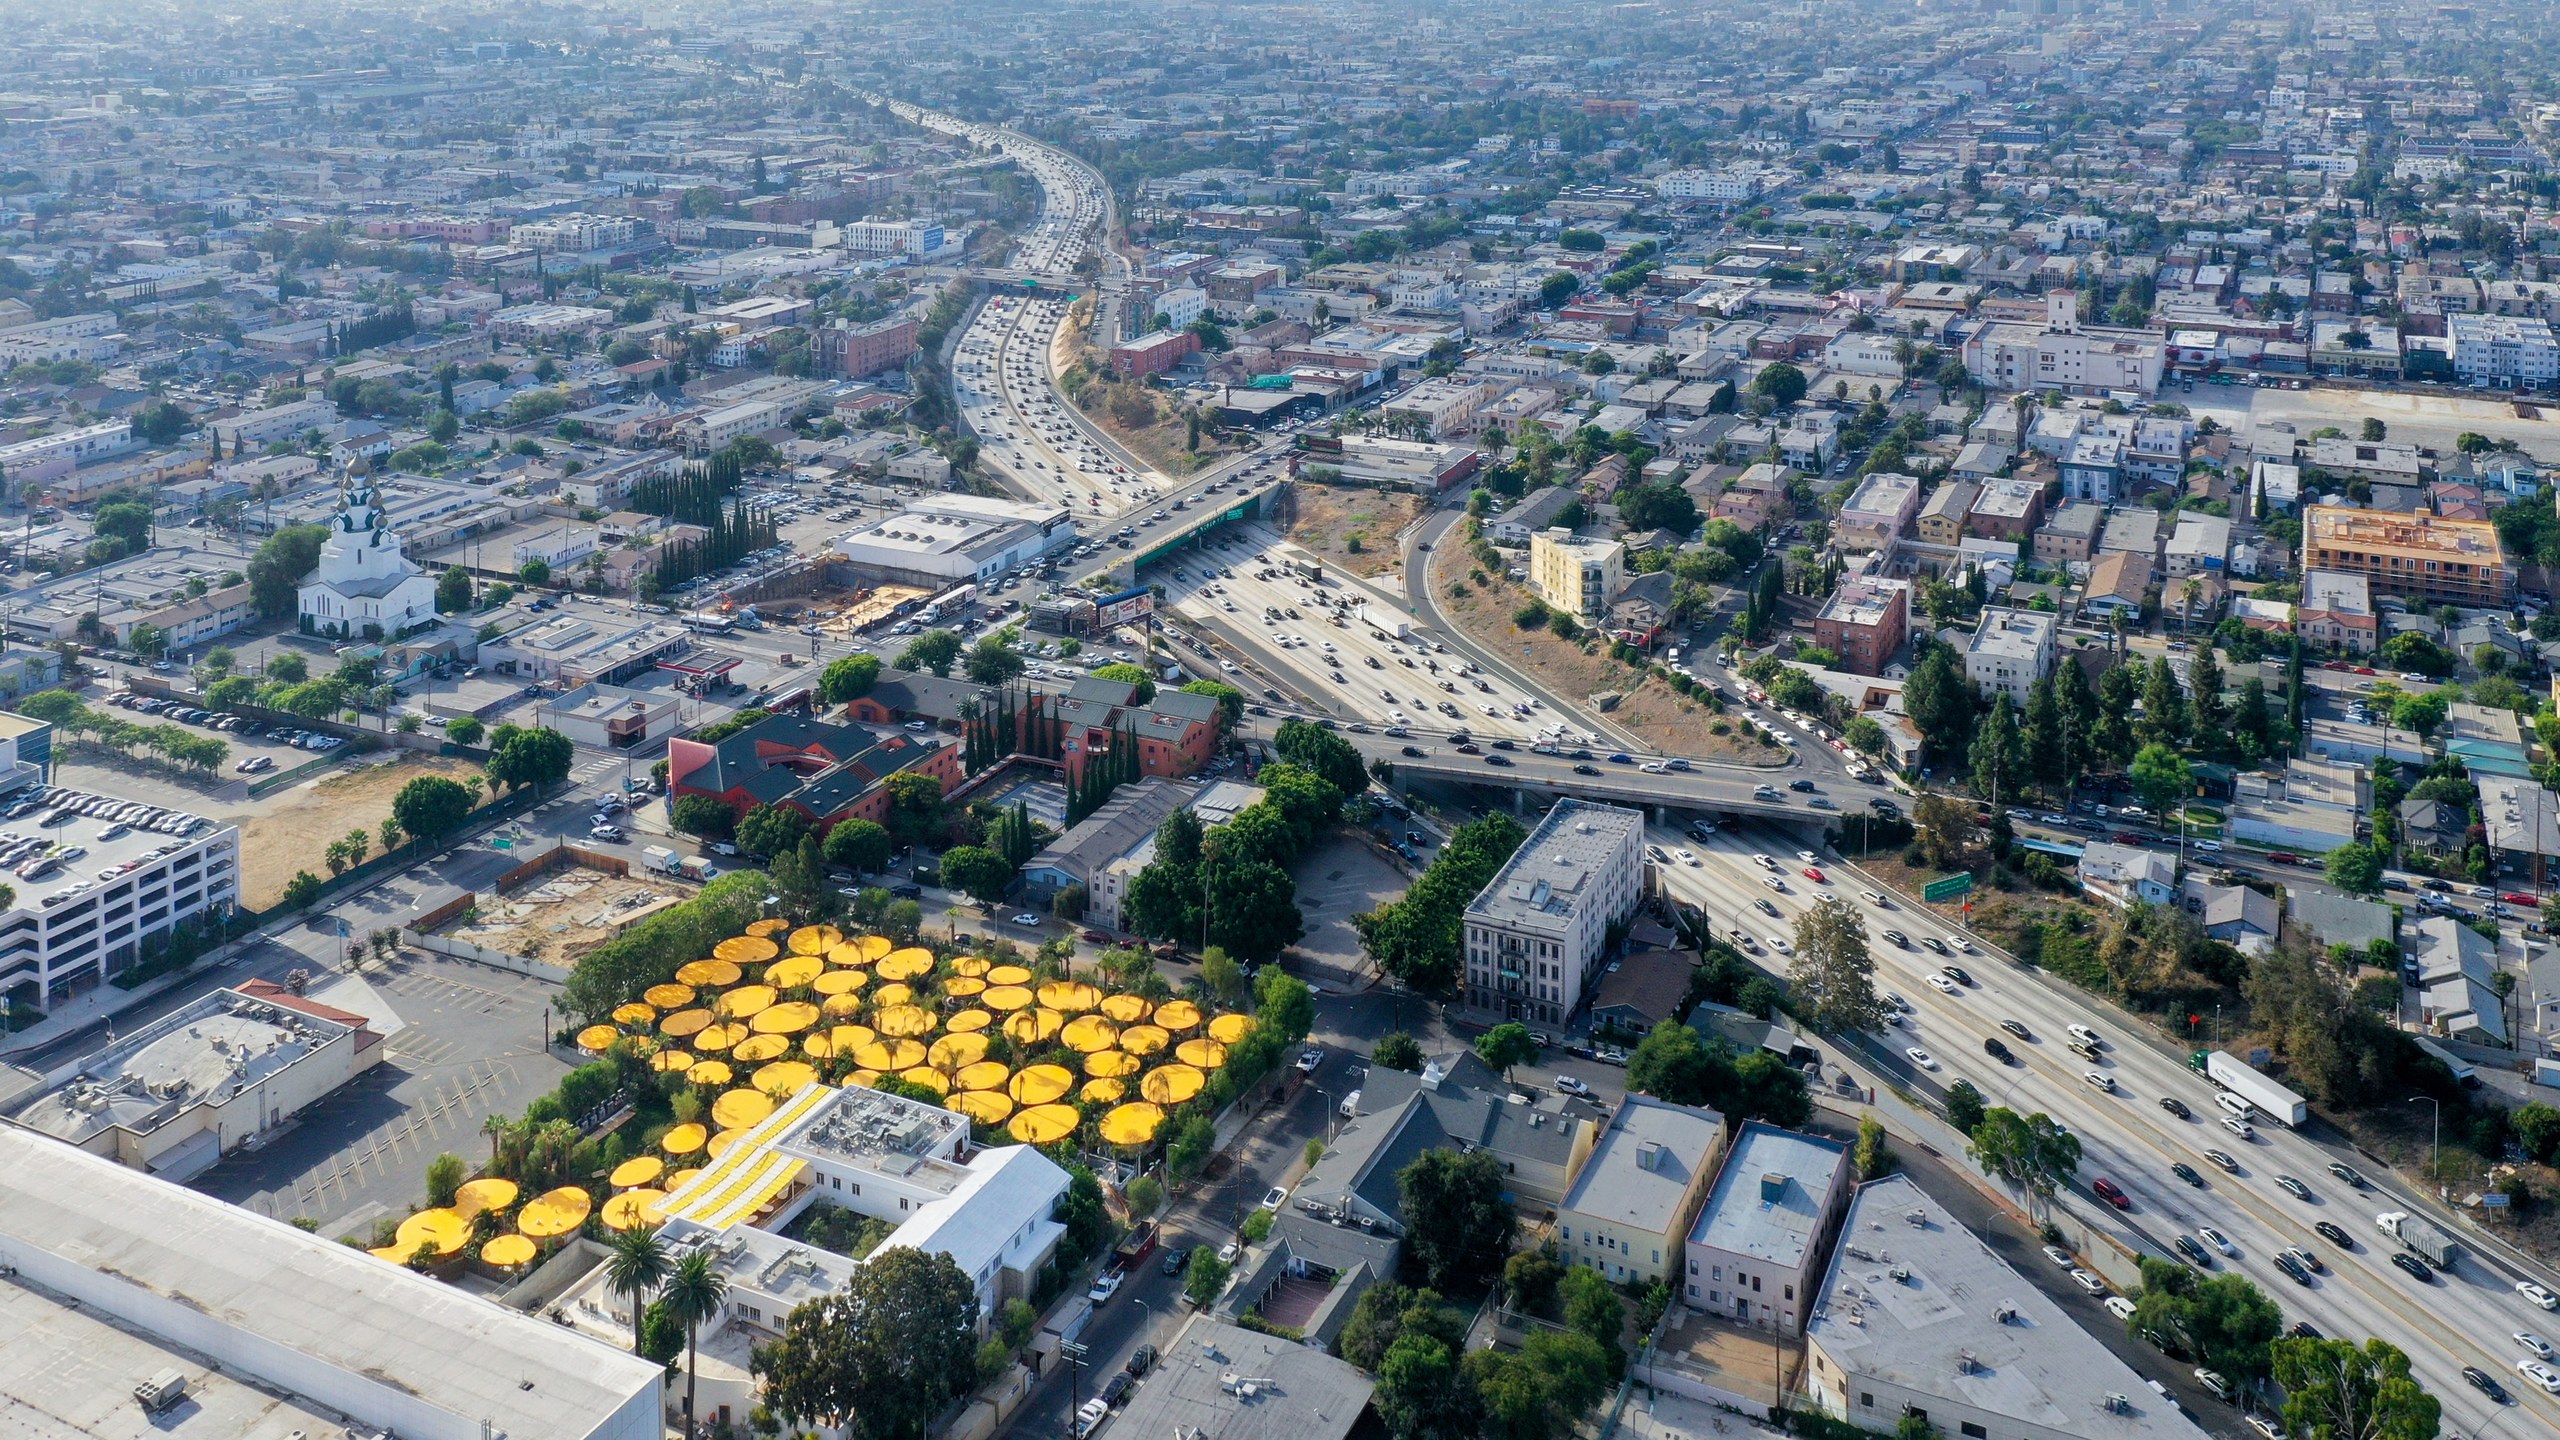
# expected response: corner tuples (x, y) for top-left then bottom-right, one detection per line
(2408, 1095), (2441, 1194)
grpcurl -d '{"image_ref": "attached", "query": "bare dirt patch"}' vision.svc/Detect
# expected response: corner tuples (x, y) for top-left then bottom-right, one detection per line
(1272, 483), (1424, 579)
(240, 754), (487, 909)
(445, 865), (691, 972)
(1426, 537), (1783, 765)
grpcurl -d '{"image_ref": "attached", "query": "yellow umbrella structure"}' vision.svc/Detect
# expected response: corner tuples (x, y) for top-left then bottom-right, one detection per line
(610, 1155), (665, 1188)
(817, 1024), (876, 1057)
(1002, 1007), (1064, 1045)
(718, 984), (777, 1019)
(983, 984), (1034, 1013)
(1060, 1015), (1120, 1053)
(1009, 1103), (1080, 1144)
(745, 918), (791, 938)
(985, 964), (1035, 987)
(714, 935), (781, 966)
(602, 1189), (668, 1232)
(1177, 1038), (1228, 1069)
(687, 1059), (734, 1087)
(899, 1066), (951, 1095)
(1081, 1077), (1126, 1104)
(1099, 1101), (1167, 1146)
(692, 1022), (746, 1052)
(389, 1205), (466, 1258)
(788, 924), (841, 956)
(480, 1234), (537, 1267)
(1037, 980), (1102, 1012)
(877, 947), (935, 981)
(613, 1002), (657, 1027)
(712, 1088), (776, 1130)
(949, 1090), (1015, 1125)
(730, 1033), (791, 1064)
(871, 982), (915, 1009)
(767, 954), (824, 989)
(846, 1069), (881, 1088)
(516, 1187), (592, 1238)
(651, 1048), (696, 1074)
(947, 1008), (993, 1033)
(953, 1059), (1012, 1092)
(754, 1060), (818, 1096)
(813, 968), (865, 996)
(944, 976), (987, 998)
(1083, 1049), (1141, 1079)
(821, 993), (866, 1019)
(1207, 1013), (1252, 1044)
(950, 956), (991, 978)
(1119, 1024), (1171, 1057)
(855, 935), (894, 963)
(454, 1178), (518, 1219)
(1009, 1064), (1077, 1106)
(659, 1007), (714, 1039)
(1099, 993), (1151, 1024)
(661, 1123), (707, 1156)
(929, 1032), (990, 1070)
(854, 1038), (927, 1071)
(575, 1024), (621, 1053)
(873, 1004), (934, 1038)
(1140, 1064), (1204, 1105)
(752, 1000), (821, 1035)
(665, 1167), (704, 1192)
(825, 941), (865, 967)
(1152, 999), (1204, 1033)
(676, 958), (742, 987)
(645, 982), (698, 1010)
(707, 1128), (749, 1160)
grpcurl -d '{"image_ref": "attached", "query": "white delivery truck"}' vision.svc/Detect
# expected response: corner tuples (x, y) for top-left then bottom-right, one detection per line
(2191, 1050), (2309, 1126)
(642, 845), (681, 875)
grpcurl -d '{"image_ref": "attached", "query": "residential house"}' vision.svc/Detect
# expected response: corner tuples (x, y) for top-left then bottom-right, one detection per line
(2034, 501), (2105, 566)
(1914, 481), (1978, 546)
(2298, 570), (2379, 653)
(2179, 876), (2280, 953)
(2078, 841), (2178, 908)
(2079, 551), (2151, 622)
(2408, 915), (2509, 1046)
(2288, 887), (2397, 952)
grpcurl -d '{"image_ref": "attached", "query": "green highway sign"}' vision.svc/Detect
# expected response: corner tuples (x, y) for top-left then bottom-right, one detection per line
(1921, 873), (1974, 903)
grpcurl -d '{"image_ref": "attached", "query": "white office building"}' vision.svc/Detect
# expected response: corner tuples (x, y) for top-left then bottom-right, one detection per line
(1462, 799), (1645, 1025)
(833, 494), (1077, 587)
(2446, 312), (2560, 388)
(0, 775), (240, 1016)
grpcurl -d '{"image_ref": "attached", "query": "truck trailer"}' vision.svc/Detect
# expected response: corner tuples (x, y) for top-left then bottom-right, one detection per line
(2376, 1211), (2460, 1268)
(2191, 1050), (2309, 1126)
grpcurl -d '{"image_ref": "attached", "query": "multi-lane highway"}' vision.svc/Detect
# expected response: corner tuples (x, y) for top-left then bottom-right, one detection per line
(1652, 818), (2560, 1436)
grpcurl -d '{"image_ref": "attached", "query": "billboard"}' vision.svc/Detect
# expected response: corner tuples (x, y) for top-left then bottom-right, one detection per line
(1095, 586), (1154, 629)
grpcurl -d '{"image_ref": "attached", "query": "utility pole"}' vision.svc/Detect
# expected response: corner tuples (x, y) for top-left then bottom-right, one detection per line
(1059, 1339), (1089, 1439)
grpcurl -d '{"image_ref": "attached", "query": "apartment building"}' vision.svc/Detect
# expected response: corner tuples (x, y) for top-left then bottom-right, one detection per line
(1964, 476), (2047, 543)
(2033, 500), (2104, 565)
(1461, 799), (1644, 1025)
(1556, 1097), (1727, 1286)
(1960, 292), (2165, 397)
(0, 419), (139, 485)
(1914, 480), (1978, 546)
(1834, 471), (1923, 551)
(1682, 1123), (1852, 1336)
(2446, 312), (2560, 387)
(1530, 528), (1625, 623)
(842, 219), (946, 259)
(814, 315), (921, 379)
(2300, 505), (2510, 608)
(1964, 608), (2056, 703)
(0, 794), (241, 1014)
(1813, 576), (1911, 675)
(2297, 569), (2378, 653)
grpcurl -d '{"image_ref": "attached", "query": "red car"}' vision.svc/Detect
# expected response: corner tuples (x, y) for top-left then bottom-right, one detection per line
(1802, 866), (1827, 883)
(2354, 666), (2377, 676)
(2268, 852), (2299, 866)
(2112, 832), (2145, 844)
(1081, 929), (1111, 943)
(2323, 660), (2351, 671)
(2504, 892), (2541, 907)
(2092, 1177), (2131, 1210)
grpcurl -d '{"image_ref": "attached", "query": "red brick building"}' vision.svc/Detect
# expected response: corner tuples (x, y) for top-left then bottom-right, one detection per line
(666, 715), (961, 830)
(1045, 677), (1224, 785)
(1109, 331), (1201, 380)
(815, 315), (921, 380)
(1811, 576), (1911, 676)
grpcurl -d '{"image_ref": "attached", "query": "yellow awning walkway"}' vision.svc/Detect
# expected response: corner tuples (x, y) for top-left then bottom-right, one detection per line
(658, 1082), (830, 1228)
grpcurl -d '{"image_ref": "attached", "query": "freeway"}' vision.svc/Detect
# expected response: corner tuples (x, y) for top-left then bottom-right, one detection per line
(1652, 818), (2560, 1436)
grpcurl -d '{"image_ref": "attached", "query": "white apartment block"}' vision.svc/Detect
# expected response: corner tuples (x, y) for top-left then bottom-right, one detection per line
(0, 419), (138, 483)
(1462, 799), (1644, 1026)
(1961, 292), (2164, 397)
(0, 782), (241, 1014)
(487, 304), (615, 344)
(514, 214), (646, 251)
(2446, 312), (2560, 387)
(1964, 607), (2057, 704)
(1654, 169), (1762, 202)
(843, 219), (947, 260)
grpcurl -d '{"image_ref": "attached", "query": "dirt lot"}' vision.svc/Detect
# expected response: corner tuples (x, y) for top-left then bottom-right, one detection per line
(1426, 538), (1784, 764)
(240, 754), (487, 909)
(1274, 483), (1424, 579)
(445, 865), (687, 971)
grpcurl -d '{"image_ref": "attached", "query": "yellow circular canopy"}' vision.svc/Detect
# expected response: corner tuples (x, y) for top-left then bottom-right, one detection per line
(1009, 1064), (1077, 1105)
(1100, 993), (1152, 1023)
(855, 935), (894, 962)
(575, 1024), (621, 1053)
(1141, 1064), (1204, 1105)
(613, 1002), (658, 1026)
(946, 1009), (993, 1033)
(944, 976), (987, 998)
(730, 1034), (791, 1063)
(754, 1060), (818, 1096)
(872, 982), (915, 1009)
(712, 1089), (776, 1130)
(767, 955), (825, 989)
(950, 956), (991, 978)
(986, 964), (1035, 986)
(1153, 1000), (1204, 1033)
(1177, 1038), (1229, 1069)
(602, 1189), (668, 1232)
(1009, 1103), (1081, 1144)
(929, 1032), (990, 1070)
(873, 1004), (934, 1038)
(788, 924), (841, 956)
(692, 1022), (746, 1052)
(1084, 1049), (1141, 1078)
(1038, 980), (1102, 1012)
(719, 984), (777, 1019)
(814, 1024), (875, 1058)
(753, 1000), (821, 1035)
(1081, 1078), (1127, 1104)
(687, 1059), (734, 1087)
(877, 947), (935, 981)
(1003, 1007), (1064, 1045)
(1207, 1013), (1252, 1044)
(651, 1048), (696, 1074)
(953, 1059), (1012, 1092)
(1100, 1102), (1166, 1146)
(661, 1123), (707, 1156)
(715, 935), (780, 965)
(949, 1090), (1015, 1124)
(481, 1234), (537, 1267)
(855, 1038), (927, 1071)
(821, 993), (866, 1019)
(707, 1128), (748, 1159)
(454, 1178), (518, 1218)
(825, 941), (866, 967)
(1119, 1024), (1171, 1057)
(814, 969), (866, 996)
(1061, 1015), (1120, 1053)
(665, 1167), (704, 1192)
(395, 1207), (471, 1257)
(646, 983), (698, 1010)
(516, 1187), (592, 1238)
(898, 1066), (951, 1095)
(660, 1008), (714, 1038)
(983, 984), (1034, 1013)
(676, 958), (742, 987)
(746, 918), (791, 937)
(610, 1155), (664, 1188)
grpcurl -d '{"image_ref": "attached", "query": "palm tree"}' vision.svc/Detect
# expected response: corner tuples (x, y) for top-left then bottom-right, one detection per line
(661, 1248), (729, 1437)
(604, 1227), (671, 1356)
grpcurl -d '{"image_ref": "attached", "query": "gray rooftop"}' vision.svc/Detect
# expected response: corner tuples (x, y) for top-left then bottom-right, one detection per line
(1561, 1095), (1725, 1234)
(1463, 798), (1641, 936)
(1689, 1122), (1850, 1270)
(2285, 887), (2395, 950)
(1808, 1175), (2209, 1440)
(12, 988), (352, 1146)
(1102, 1316), (1375, 1440)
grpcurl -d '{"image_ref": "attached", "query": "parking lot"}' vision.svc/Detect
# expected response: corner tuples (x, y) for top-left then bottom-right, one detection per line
(103, 688), (348, 777)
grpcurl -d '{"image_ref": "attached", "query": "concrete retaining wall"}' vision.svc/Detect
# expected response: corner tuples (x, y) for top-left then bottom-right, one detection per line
(402, 927), (569, 985)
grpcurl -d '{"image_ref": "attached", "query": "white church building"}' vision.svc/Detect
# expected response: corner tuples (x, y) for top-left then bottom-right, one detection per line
(296, 461), (438, 639)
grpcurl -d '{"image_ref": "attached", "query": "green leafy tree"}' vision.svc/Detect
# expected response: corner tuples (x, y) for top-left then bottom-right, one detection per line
(671, 794), (736, 839)
(1375, 1331), (1482, 1440)
(2324, 841), (2383, 895)
(1374, 1032), (1426, 1072)
(1559, 1265), (1626, 1374)
(2139, 655), (2188, 746)
(937, 844), (1014, 904)
(1969, 692), (2025, 802)
(1750, 361), (1808, 407)
(1275, 717), (1370, 797)
(1474, 1022), (1540, 1079)
(752, 1246), (981, 1440)
(1902, 646), (1975, 762)
(963, 636), (1025, 686)
(1790, 897), (1887, 1033)
(2271, 1336), (2441, 1440)
(896, 628), (963, 677)
(2129, 743), (2192, 824)
(484, 724), (573, 792)
(2128, 1258), (2284, 1383)
(1185, 1246), (1233, 1308)
(735, 803), (811, 860)
(1966, 1107), (2082, 1215)
(519, 557), (552, 587)
(390, 775), (474, 845)
(1091, 661), (1157, 702)
(246, 525), (329, 617)
(1944, 1079), (1986, 1135)
(1396, 1148), (1515, 1292)
(436, 565), (473, 612)
(818, 653), (882, 704)
(823, 818), (892, 873)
